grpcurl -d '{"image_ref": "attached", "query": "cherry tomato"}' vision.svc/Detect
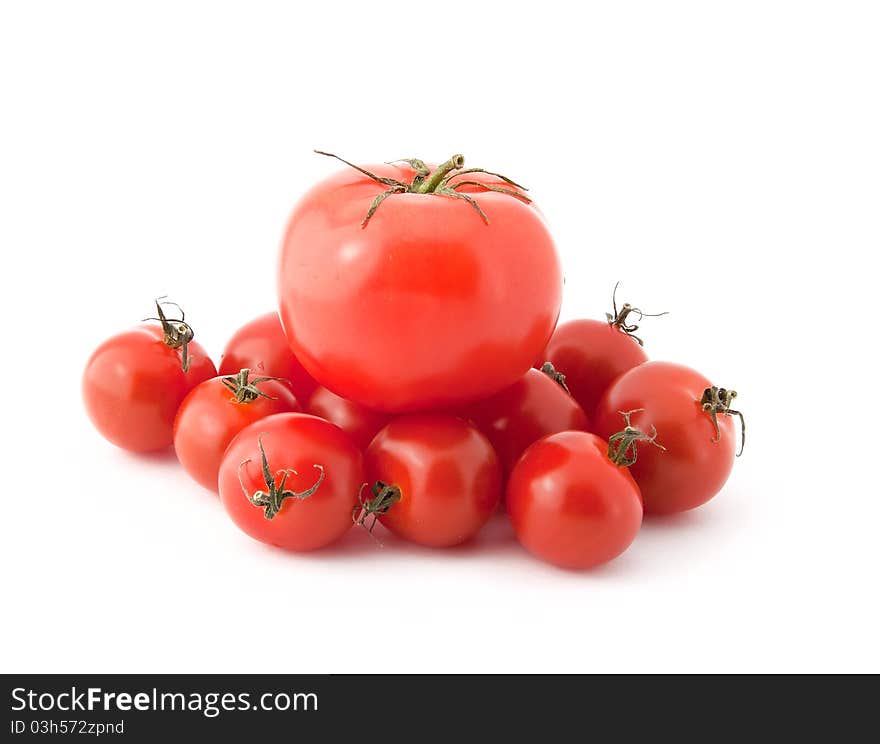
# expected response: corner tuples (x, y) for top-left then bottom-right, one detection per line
(174, 369), (301, 491)
(278, 153), (562, 412)
(83, 303), (216, 452)
(219, 413), (363, 551)
(459, 368), (590, 477)
(507, 431), (643, 569)
(305, 386), (390, 451)
(540, 287), (664, 417)
(541, 319), (648, 418)
(593, 361), (744, 514)
(218, 312), (318, 400)
(361, 414), (502, 547)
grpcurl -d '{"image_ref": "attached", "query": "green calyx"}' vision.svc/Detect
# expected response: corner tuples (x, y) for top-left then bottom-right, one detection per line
(699, 386), (746, 456)
(143, 298), (195, 372)
(314, 150), (531, 227)
(607, 409), (666, 467)
(605, 282), (669, 347)
(353, 481), (402, 536)
(239, 434), (325, 520)
(221, 368), (279, 404)
(540, 361), (571, 394)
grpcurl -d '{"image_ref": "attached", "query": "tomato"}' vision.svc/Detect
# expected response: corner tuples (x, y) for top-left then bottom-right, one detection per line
(218, 312), (318, 400)
(540, 320), (647, 417)
(360, 414), (502, 547)
(278, 152), (562, 412)
(506, 431), (643, 569)
(219, 413), (363, 551)
(540, 287), (664, 416)
(593, 361), (744, 514)
(305, 386), (390, 451)
(173, 369), (301, 491)
(83, 302), (216, 452)
(459, 367), (590, 477)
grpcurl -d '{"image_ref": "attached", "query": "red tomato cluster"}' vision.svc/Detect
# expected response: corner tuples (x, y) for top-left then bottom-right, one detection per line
(83, 152), (744, 570)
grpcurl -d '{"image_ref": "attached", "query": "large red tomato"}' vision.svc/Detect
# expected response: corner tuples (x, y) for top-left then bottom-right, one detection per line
(594, 361), (744, 514)
(278, 153), (563, 412)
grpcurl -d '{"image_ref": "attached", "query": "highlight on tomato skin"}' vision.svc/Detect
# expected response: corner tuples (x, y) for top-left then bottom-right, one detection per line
(218, 413), (364, 552)
(173, 371), (301, 492)
(305, 386), (391, 451)
(83, 322), (216, 453)
(277, 154), (563, 413)
(457, 367), (590, 478)
(362, 414), (502, 548)
(593, 361), (739, 515)
(218, 312), (318, 401)
(506, 431), (644, 570)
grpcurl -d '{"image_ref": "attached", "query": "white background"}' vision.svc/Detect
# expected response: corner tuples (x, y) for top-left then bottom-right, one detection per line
(2, 1), (878, 673)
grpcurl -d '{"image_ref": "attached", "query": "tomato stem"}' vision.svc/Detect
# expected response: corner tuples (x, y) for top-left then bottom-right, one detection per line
(540, 361), (571, 394)
(221, 368), (280, 404)
(239, 434), (325, 519)
(607, 409), (666, 467)
(415, 154), (465, 193)
(353, 481), (402, 538)
(142, 298), (195, 371)
(314, 150), (530, 227)
(606, 282), (668, 347)
(699, 386), (746, 456)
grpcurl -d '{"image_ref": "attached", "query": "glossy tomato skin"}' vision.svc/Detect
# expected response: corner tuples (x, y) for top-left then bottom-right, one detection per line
(541, 319), (648, 417)
(305, 386), (390, 451)
(173, 376), (300, 492)
(459, 368), (590, 477)
(507, 431), (643, 569)
(593, 361), (736, 515)
(219, 413), (363, 551)
(218, 312), (318, 400)
(83, 324), (216, 452)
(364, 415), (502, 547)
(278, 163), (563, 412)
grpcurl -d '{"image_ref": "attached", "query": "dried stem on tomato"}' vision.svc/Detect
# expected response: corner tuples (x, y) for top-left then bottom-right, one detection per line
(540, 361), (571, 394)
(314, 150), (531, 227)
(143, 298), (196, 372)
(352, 481), (402, 538)
(239, 434), (325, 519)
(699, 386), (746, 456)
(220, 368), (280, 404)
(606, 282), (668, 346)
(607, 409), (666, 467)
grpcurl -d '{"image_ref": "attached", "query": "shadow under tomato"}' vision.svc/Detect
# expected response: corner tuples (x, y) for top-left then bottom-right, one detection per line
(251, 511), (654, 577)
(323, 513), (649, 579)
(114, 445), (179, 466)
(640, 506), (714, 531)
(642, 502), (721, 533)
(442, 513), (519, 556)
(263, 524), (395, 562)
